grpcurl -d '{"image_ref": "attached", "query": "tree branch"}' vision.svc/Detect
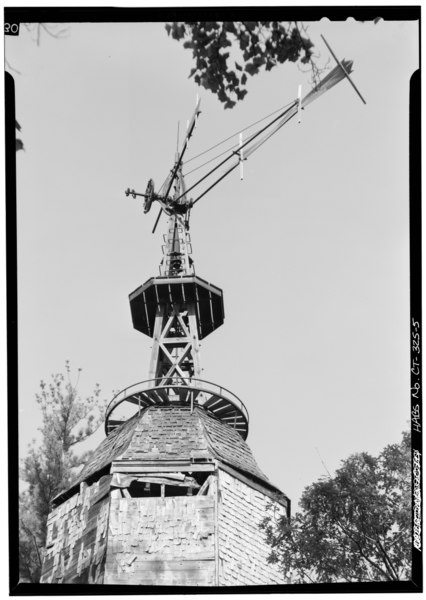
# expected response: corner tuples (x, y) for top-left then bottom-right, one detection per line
(376, 539), (399, 580)
(20, 519), (42, 570)
(333, 516), (392, 581)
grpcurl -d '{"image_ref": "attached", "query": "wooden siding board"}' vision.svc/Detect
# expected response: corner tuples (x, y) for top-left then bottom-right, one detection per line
(217, 468), (287, 586)
(104, 496), (216, 586)
(40, 479), (111, 584)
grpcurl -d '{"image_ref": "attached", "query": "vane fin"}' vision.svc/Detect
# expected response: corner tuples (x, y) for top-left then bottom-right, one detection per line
(320, 35), (366, 104)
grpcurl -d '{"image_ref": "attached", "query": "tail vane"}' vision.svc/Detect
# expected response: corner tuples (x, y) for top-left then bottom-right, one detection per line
(318, 35), (366, 105)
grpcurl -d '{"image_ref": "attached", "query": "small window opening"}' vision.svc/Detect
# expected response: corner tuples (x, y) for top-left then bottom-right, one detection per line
(164, 484), (193, 497)
(127, 481), (162, 498)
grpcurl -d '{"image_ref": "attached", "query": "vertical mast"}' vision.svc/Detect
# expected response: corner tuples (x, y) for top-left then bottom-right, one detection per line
(159, 162), (194, 278)
(149, 103), (202, 388)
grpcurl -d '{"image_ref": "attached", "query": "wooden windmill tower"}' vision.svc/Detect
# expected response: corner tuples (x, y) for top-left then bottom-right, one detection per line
(40, 40), (364, 586)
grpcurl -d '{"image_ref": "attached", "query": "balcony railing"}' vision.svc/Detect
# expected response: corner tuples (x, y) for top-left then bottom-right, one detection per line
(105, 377), (249, 440)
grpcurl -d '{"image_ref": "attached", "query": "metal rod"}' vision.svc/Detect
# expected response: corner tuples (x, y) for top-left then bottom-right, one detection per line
(193, 103), (301, 203)
(163, 97), (201, 202)
(239, 132), (244, 180)
(192, 161), (240, 205)
(176, 121), (180, 153)
(174, 100), (298, 204)
(297, 84), (302, 123)
(152, 207), (163, 234)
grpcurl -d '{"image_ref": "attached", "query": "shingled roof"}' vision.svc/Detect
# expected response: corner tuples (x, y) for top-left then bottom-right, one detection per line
(60, 405), (284, 502)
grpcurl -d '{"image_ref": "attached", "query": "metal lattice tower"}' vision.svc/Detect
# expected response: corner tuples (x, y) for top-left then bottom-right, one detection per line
(105, 217), (249, 437)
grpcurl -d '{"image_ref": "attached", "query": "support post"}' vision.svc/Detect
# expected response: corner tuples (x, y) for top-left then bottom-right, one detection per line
(148, 305), (165, 382)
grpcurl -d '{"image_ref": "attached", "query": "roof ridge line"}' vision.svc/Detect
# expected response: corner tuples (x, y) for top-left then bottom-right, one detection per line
(217, 461), (289, 509)
(194, 405), (273, 487)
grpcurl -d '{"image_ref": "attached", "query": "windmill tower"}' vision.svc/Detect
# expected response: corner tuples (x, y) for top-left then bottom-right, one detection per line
(40, 44), (364, 586)
(40, 102), (290, 587)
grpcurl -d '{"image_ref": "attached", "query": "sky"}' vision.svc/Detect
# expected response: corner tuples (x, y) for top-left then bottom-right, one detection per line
(6, 13), (419, 511)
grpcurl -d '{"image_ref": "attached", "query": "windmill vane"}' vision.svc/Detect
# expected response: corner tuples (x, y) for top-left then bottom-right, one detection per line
(125, 37), (365, 251)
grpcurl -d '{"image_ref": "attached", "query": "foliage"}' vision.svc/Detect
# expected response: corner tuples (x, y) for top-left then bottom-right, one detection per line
(19, 362), (106, 582)
(18, 493), (43, 583)
(165, 21), (316, 108)
(261, 432), (411, 583)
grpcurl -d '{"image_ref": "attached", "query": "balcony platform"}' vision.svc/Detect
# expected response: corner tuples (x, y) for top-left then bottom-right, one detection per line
(105, 377), (249, 440)
(129, 275), (225, 339)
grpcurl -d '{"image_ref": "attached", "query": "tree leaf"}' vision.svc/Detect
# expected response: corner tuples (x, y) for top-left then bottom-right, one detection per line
(169, 20), (318, 109)
(262, 432), (411, 583)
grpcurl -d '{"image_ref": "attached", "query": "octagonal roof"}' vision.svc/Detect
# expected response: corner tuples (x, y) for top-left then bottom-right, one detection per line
(56, 406), (288, 506)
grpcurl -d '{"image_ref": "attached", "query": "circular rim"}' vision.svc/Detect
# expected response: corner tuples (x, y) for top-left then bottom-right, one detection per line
(105, 377), (249, 440)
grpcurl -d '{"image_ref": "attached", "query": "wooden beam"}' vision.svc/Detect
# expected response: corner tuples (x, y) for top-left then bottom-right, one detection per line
(148, 305), (165, 381)
(210, 403), (236, 417)
(197, 474), (213, 496)
(213, 474), (220, 586)
(111, 460), (215, 473)
(160, 337), (188, 345)
(202, 396), (223, 410)
(161, 312), (176, 338)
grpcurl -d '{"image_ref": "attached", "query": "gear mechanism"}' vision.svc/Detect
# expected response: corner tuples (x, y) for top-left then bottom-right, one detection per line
(143, 179), (155, 214)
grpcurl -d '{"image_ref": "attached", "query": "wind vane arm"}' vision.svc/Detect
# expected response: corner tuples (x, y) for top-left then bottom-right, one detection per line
(128, 37), (365, 233)
(189, 43), (365, 205)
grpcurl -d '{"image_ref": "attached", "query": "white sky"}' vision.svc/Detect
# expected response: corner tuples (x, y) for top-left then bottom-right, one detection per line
(6, 16), (418, 510)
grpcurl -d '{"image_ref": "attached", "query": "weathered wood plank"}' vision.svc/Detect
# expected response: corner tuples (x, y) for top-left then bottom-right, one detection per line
(41, 479), (111, 584)
(104, 495), (216, 585)
(111, 461), (215, 473)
